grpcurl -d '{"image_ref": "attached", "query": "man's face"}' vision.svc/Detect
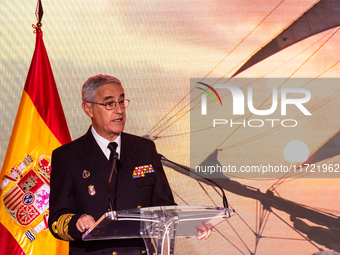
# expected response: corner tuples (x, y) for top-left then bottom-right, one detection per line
(82, 83), (126, 141)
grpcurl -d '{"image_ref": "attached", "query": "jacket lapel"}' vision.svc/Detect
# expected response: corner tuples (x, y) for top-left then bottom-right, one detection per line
(116, 132), (137, 199)
(78, 128), (112, 185)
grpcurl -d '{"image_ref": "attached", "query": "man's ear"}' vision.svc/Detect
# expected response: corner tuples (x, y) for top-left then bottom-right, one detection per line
(82, 102), (94, 118)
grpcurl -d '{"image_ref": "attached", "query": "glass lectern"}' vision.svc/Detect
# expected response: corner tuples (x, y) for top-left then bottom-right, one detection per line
(82, 205), (235, 255)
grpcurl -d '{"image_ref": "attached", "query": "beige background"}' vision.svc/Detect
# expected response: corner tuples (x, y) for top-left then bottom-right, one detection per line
(1, 0), (340, 254)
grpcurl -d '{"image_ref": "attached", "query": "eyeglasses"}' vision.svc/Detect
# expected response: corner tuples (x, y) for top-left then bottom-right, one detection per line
(87, 99), (130, 110)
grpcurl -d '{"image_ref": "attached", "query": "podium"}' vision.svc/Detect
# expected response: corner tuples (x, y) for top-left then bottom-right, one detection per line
(82, 205), (235, 255)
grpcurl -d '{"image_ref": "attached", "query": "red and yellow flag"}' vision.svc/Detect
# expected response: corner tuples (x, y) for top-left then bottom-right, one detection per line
(0, 26), (71, 254)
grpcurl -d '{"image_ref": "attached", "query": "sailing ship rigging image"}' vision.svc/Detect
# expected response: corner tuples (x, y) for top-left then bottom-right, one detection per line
(1, 0), (340, 254)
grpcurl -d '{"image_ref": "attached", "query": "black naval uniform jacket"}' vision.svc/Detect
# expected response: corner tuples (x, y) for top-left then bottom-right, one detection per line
(48, 128), (176, 255)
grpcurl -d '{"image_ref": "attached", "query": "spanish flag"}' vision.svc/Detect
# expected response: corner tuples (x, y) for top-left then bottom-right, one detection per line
(0, 23), (71, 255)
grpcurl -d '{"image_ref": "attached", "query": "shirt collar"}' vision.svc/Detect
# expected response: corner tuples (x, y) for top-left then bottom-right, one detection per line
(91, 126), (121, 159)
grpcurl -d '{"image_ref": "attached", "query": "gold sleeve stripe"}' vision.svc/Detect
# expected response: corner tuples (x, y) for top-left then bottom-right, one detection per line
(52, 214), (75, 241)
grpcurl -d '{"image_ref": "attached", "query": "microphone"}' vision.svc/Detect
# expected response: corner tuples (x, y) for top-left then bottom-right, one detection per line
(107, 151), (119, 213)
(156, 153), (229, 208)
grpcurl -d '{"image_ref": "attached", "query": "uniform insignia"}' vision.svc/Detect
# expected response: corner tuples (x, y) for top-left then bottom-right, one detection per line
(52, 213), (75, 241)
(1, 154), (51, 242)
(88, 185), (96, 196)
(132, 164), (155, 178)
(82, 170), (90, 178)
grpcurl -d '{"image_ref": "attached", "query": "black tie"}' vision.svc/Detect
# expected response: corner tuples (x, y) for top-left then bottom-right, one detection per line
(108, 142), (118, 164)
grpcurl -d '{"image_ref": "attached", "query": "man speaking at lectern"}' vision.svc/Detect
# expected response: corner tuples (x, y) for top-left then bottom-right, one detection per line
(48, 74), (176, 254)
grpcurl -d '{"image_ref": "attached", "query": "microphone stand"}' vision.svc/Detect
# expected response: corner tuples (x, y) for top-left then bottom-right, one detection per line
(158, 153), (229, 208)
(107, 152), (119, 219)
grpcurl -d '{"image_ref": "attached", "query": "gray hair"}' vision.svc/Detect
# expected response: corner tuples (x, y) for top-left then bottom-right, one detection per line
(81, 74), (121, 102)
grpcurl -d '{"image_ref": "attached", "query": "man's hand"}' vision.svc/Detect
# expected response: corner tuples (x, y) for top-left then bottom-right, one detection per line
(76, 215), (96, 233)
(196, 222), (216, 240)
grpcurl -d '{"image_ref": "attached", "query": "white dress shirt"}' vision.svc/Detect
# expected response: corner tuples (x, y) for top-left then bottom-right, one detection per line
(91, 126), (121, 160)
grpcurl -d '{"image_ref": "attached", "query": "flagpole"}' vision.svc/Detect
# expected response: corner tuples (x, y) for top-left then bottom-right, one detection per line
(0, 0), (70, 254)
